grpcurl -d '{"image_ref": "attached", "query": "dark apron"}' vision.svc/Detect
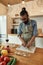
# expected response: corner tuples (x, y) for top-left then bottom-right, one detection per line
(21, 22), (35, 46)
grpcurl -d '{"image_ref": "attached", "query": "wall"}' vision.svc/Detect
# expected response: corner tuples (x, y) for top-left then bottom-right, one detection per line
(7, 15), (13, 34)
(31, 16), (43, 32)
(0, 3), (7, 15)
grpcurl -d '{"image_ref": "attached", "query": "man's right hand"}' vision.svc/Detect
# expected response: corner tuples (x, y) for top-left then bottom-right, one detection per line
(18, 36), (26, 47)
(22, 41), (26, 47)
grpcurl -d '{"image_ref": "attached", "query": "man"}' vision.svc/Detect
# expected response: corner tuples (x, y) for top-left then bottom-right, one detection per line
(17, 8), (37, 48)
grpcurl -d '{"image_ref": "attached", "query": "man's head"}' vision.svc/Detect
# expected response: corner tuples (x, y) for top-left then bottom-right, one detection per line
(20, 7), (29, 23)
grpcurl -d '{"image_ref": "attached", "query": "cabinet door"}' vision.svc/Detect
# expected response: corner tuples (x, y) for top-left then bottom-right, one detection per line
(35, 37), (43, 48)
(0, 16), (7, 37)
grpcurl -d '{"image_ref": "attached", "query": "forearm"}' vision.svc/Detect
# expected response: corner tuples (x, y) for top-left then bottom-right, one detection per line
(18, 35), (26, 43)
(29, 36), (35, 44)
(18, 35), (26, 46)
(26, 36), (35, 47)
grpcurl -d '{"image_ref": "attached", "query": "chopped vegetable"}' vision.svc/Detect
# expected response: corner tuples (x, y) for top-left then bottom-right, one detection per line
(7, 58), (14, 65)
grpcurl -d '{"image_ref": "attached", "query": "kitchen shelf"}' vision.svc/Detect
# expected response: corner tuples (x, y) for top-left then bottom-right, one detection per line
(11, 17), (21, 34)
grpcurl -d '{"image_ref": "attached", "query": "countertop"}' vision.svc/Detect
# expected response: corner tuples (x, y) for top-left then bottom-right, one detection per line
(8, 33), (43, 38)
(37, 33), (43, 37)
(9, 45), (43, 65)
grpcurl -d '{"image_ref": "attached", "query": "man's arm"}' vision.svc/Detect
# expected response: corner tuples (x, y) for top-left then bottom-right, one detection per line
(26, 36), (35, 47)
(17, 23), (26, 46)
(18, 35), (27, 47)
(26, 21), (37, 47)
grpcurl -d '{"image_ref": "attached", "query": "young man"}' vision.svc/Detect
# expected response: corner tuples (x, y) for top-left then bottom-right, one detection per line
(17, 8), (37, 48)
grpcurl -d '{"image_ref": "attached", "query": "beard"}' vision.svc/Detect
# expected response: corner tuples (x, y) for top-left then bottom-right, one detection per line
(23, 19), (29, 24)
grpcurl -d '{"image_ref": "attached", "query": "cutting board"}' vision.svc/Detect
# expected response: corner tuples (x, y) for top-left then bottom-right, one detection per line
(16, 46), (36, 53)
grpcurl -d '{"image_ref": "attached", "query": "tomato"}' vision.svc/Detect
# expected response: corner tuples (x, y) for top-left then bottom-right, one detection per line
(0, 57), (2, 62)
(1, 55), (4, 61)
(0, 55), (7, 61)
(4, 57), (10, 63)
(0, 61), (6, 65)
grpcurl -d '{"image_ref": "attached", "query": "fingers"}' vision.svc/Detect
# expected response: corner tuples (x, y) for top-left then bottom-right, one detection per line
(22, 43), (26, 47)
(26, 43), (31, 48)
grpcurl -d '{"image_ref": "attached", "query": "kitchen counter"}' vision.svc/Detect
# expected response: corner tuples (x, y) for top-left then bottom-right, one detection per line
(8, 33), (43, 37)
(10, 45), (43, 65)
(1, 34), (43, 48)
(37, 33), (43, 37)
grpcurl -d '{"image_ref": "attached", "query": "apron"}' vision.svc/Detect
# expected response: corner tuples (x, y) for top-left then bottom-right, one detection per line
(21, 21), (35, 46)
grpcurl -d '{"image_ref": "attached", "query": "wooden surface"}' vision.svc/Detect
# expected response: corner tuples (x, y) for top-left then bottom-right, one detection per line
(10, 45), (43, 65)
(0, 0), (32, 6)
(37, 33), (43, 37)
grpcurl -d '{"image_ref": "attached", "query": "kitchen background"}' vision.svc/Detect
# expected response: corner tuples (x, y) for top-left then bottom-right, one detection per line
(0, 0), (43, 48)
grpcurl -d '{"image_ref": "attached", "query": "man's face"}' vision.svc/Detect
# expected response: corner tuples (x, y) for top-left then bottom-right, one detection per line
(21, 14), (29, 23)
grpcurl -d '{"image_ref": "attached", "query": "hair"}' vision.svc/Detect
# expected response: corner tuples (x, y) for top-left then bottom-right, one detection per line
(20, 7), (28, 17)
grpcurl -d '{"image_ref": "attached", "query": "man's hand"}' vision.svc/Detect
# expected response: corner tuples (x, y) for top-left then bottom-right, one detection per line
(26, 36), (35, 48)
(18, 36), (27, 47)
(22, 41), (26, 47)
(26, 41), (32, 48)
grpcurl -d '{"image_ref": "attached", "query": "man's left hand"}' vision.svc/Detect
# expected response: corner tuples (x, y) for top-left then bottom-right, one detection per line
(26, 41), (32, 48)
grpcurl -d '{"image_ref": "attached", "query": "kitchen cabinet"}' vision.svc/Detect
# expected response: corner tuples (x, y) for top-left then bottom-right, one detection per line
(35, 37), (43, 48)
(0, 16), (7, 34)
